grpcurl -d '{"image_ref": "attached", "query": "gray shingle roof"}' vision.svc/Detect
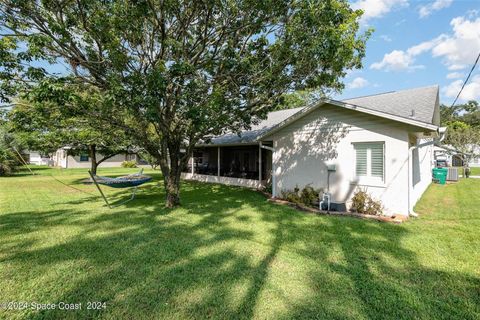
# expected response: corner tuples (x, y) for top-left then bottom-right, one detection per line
(207, 107), (304, 145)
(204, 85), (439, 146)
(343, 85), (439, 125)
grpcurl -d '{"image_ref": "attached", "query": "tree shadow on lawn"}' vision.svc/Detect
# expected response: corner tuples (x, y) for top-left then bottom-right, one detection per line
(0, 181), (479, 319)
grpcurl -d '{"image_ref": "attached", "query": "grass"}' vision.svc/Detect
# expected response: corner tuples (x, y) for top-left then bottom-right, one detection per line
(469, 167), (480, 175)
(453, 166), (480, 176)
(0, 166), (479, 319)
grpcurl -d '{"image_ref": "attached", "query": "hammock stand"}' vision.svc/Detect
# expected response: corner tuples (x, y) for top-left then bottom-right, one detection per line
(88, 169), (152, 208)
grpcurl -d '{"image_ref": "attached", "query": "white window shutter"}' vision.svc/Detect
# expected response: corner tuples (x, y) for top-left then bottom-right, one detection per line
(370, 144), (384, 179)
(355, 145), (368, 176)
(354, 142), (384, 181)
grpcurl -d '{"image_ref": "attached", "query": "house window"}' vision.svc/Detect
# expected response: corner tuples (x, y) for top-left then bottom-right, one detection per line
(354, 142), (384, 181)
(79, 154), (89, 162)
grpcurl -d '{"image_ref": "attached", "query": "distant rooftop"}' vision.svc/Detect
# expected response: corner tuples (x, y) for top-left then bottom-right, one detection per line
(204, 85), (440, 146)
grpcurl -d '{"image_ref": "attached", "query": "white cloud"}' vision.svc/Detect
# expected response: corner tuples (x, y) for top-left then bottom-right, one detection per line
(406, 37), (444, 55)
(371, 37), (444, 71)
(443, 75), (480, 101)
(380, 35), (392, 42)
(446, 72), (463, 79)
(418, 0), (453, 18)
(370, 49), (424, 71)
(448, 64), (468, 70)
(371, 15), (480, 72)
(430, 17), (480, 70)
(371, 50), (410, 70)
(348, 77), (370, 89)
(351, 0), (409, 23)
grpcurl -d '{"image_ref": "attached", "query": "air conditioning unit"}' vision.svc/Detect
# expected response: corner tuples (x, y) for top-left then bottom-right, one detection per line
(447, 167), (458, 181)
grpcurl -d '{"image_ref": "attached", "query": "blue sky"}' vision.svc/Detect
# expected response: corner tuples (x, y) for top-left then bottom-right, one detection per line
(334, 0), (480, 105)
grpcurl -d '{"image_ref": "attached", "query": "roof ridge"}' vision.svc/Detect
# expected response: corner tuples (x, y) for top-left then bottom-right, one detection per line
(342, 84), (439, 101)
(342, 91), (396, 100)
(267, 106), (305, 114)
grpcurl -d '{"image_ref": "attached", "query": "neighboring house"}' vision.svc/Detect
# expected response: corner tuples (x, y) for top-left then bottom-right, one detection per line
(433, 145), (462, 167)
(26, 151), (52, 166)
(182, 85), (444, 217)
(52, 147), (145, 168)
(462, 144), (480, 168)
(434, 144), (480, 167)
(471, 154), (480, 167)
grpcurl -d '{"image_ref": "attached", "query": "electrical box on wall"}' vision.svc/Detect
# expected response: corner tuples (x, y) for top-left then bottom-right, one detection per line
(327, 164), (336, 172)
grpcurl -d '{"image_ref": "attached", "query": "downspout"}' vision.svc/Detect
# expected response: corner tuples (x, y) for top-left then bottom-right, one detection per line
(408, 127), (447, 217)
(407, 144), (417, 217)
(260, 142), (276, 197)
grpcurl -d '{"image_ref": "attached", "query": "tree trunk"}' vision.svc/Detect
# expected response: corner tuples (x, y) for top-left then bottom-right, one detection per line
(165, 172), (181, 208)
(157, 141), (186, 208)
(89, 144), (98, 175)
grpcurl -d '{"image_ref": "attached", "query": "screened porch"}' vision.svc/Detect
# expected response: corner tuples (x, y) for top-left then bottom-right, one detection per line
(181, 144), (272, 188)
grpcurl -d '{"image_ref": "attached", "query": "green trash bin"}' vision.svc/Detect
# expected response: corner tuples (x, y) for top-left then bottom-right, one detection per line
(432, 168), (448, 185)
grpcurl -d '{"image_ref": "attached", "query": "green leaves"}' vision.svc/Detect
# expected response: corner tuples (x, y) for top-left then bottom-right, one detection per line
(1, 0), (370, 203)
(440, 101), (480, 161)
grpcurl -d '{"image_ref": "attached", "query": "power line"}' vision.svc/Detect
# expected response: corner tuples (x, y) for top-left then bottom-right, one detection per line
(451, 51), (480, 108)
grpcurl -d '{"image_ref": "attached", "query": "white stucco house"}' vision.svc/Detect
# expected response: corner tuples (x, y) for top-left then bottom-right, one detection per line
(469, 153), (480, 167)
(434, 144), (480, 168)
(182, 85), (445, 217)
(26, 151), (52, 166)
(52, 147), (144, 169)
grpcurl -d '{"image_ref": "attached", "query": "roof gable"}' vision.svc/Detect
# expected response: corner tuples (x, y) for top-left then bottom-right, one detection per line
(203, 85), (440, 146)
(342, 85), (439, 125)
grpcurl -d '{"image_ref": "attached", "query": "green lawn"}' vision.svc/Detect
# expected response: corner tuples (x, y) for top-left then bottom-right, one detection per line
(454, 166), (480, 176)
(469, 167), (480, 175)
(0, 167), (479, 319)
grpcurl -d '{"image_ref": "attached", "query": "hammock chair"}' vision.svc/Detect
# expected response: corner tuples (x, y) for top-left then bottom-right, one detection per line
(88, 169), (152, 208)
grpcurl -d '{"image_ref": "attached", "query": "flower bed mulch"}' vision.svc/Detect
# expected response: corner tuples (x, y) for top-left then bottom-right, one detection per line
(259, 191), (407, 224)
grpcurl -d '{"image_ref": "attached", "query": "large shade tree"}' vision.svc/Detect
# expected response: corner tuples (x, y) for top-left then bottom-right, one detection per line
(0, 0), (370, 207)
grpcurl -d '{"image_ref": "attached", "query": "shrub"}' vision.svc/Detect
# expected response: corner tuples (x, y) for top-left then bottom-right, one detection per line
(300, 185), (319, 207)
(264, 182), (272, 194)
(121, 160), (137, 168)
(281, 185), (320, 208)
(350, 189), (383, 215)
(0, 126), (22, 176)
(0, 148), (21, 176)
(139, 152), (160, 170)
(0, 159), (16, 176)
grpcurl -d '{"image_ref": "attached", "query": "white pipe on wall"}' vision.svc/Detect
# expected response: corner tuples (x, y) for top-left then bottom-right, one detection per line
(191, 152), (194, 175)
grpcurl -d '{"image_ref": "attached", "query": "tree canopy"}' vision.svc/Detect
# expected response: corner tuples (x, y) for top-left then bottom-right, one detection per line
(440, 101), (480, 128)
(8, 84), (134, 174)
(440, 101), (480, 163)
(272, 89), (323, 111)
(0, 0), (370, 206)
